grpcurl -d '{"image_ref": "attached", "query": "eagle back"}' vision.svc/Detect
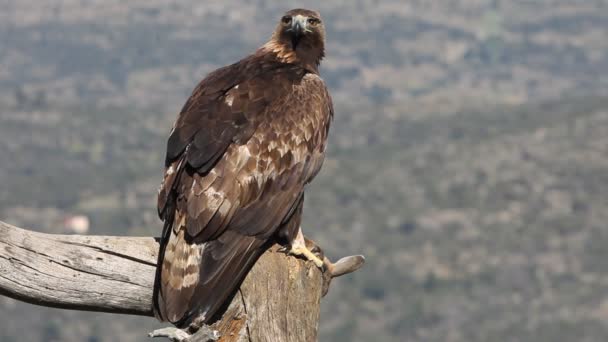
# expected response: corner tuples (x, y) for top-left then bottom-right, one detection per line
(158, 56), (333, 228)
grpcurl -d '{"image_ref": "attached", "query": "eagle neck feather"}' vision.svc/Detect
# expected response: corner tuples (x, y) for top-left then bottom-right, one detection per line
(260, 40), (323, 74)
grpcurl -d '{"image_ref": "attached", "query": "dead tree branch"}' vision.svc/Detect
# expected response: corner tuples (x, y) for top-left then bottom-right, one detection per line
(0, 220), (363, 341)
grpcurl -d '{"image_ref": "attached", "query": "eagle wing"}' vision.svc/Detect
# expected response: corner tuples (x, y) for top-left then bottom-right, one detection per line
(153, 60), (333, 326)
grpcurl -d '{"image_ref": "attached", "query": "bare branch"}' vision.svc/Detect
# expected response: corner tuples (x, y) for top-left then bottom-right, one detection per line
(0, 220), (157, 316)
(0, 220), (363, 341)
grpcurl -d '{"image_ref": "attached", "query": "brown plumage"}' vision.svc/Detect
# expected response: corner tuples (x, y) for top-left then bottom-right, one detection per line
(153, 8), (333, 327)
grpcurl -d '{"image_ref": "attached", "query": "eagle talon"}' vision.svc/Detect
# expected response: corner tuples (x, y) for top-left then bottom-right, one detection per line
(279, 244), (325, 269)
(291, 246), (325, 269)
(304, 236), (324, 258)
(281, 228), (326, 269)
(148, 327), (191, 342)
(148, 324), (220, 342)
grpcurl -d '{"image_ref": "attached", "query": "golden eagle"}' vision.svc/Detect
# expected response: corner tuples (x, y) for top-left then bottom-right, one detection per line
(153, 8), (333, 327)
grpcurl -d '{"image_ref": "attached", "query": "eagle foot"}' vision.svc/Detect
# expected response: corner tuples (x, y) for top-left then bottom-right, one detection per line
(279, 229), (325, 269)
(148, 327), (191, 342)
(278, 227), (366, 296)
(289, 245), (325, 269)
(148, 325), (219, 342)
(299, 236), (366, 297)
(301, 236), (365, 278)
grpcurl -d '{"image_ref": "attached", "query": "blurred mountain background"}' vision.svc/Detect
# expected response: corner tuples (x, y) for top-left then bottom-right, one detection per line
(1, 1), (608, 341)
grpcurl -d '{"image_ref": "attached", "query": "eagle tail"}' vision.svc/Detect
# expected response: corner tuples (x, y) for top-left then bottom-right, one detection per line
(155, 219), (267, 327)
(183, 231), (267, 326)
(152, 213), (175, 321)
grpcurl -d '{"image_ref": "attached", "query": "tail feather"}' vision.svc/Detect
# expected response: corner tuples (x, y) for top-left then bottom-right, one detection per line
(153, 217), (267, 327)
(152, 215), (174, 321)
(155, 213), (204, 323)
(180, 231), (266, 324)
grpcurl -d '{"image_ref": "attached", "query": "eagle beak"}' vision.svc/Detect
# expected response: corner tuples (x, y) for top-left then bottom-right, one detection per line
(290, 15), (308, 50)
(291, 15), (307, 36)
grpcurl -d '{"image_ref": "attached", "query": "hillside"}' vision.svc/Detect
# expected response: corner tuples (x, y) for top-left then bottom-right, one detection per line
(1, 0), (607, 112)
(1, 1), (608, 341)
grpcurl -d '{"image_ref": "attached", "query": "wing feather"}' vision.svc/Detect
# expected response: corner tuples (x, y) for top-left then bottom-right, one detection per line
(154, 60), (333, 327)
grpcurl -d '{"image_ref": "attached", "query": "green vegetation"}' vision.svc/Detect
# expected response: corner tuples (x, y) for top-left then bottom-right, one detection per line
(1, 1), (608, 341)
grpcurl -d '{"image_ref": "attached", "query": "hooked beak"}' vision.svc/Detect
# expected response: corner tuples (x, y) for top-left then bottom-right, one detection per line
(290, 15), (308, 50)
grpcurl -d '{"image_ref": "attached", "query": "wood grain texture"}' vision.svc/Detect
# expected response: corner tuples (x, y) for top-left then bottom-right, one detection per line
(0, 220), (323, 341)
(209, 246), (322, 342)
(0, 220), (157, 315)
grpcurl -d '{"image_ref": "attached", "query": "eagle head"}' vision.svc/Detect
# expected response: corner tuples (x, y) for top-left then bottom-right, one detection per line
(267, 8), (325, 72)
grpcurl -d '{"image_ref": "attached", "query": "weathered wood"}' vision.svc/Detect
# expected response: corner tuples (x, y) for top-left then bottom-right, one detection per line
(0, 220), (340, 341)
(209, 246), (323, 342)
(0, 220), (157, 315)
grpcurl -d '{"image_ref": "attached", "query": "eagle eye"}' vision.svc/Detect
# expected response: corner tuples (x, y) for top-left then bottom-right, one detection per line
(307, 18), (320, 26)
(281, 16), (292, 25)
